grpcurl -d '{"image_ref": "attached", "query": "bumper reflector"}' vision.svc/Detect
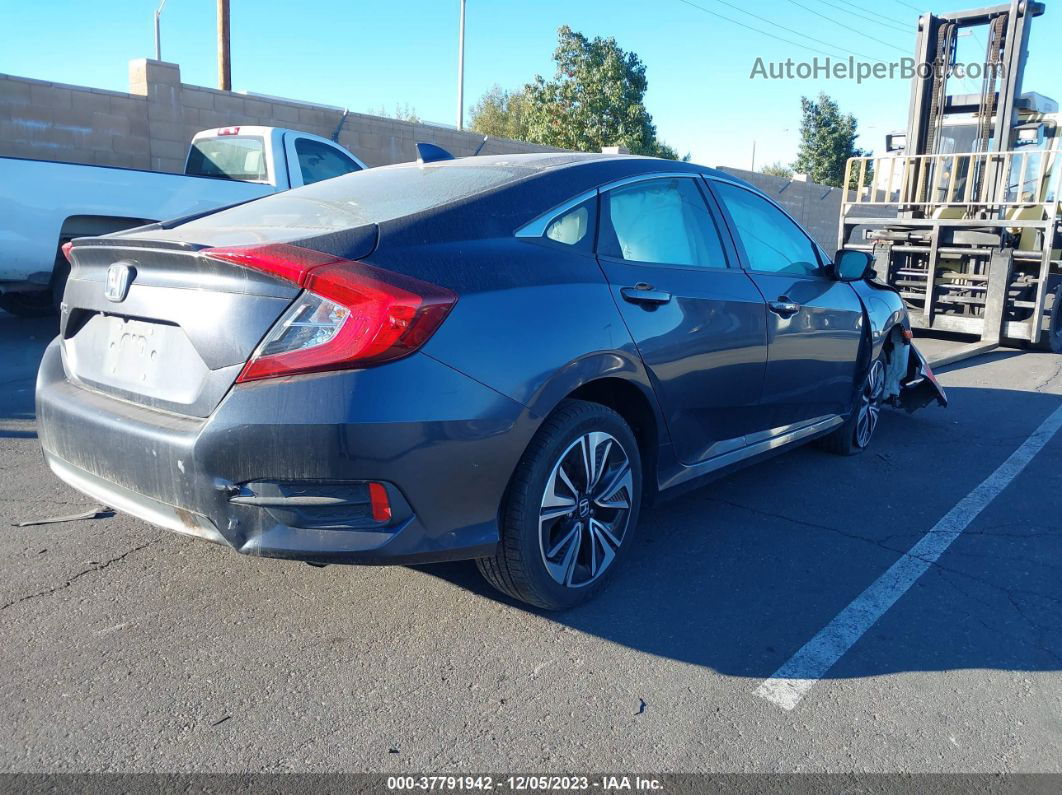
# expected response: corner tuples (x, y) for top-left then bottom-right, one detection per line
(369, 482), (392, 522)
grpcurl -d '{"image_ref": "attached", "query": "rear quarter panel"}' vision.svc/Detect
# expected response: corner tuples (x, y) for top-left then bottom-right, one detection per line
(362, 164), (670, 424)
(377, 234), (653, 419)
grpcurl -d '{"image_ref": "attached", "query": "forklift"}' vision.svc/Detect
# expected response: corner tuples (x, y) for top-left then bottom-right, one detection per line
(838, 0), (1062, 358)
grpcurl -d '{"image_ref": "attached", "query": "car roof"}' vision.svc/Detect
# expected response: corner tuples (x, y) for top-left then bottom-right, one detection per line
(376, 151), (739, 183)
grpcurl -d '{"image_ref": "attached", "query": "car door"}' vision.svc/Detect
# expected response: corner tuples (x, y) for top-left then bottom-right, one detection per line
(707, 178), (864, 430)
(283, 134), (364, 187)
(595, 174), (769, 466)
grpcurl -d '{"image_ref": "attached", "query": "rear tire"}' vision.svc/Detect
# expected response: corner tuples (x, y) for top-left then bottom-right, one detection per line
(818, 354), (886, 456)
(476, 399), (642, 610)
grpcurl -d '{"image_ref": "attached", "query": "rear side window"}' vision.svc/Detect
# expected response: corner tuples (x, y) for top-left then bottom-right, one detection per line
(545, 204), (591, 246)
(294, 138), (362, 185)
(176, 162), (531, 237)
(600, 177), (728, 268)
(186, 136), (267, 182)
(712, 181), (820, 276)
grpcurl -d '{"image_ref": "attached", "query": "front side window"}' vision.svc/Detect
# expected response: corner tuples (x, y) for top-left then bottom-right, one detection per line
(295, 139), (362, 185)
(712, 181), (821, 276)
(600, 178), (727, 268)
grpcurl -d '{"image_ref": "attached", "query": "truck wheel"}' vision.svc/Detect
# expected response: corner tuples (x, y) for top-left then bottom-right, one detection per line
(0, 244), (69, 318)
(0, 290), (53, 317)
(1049, 284), (1062, 354)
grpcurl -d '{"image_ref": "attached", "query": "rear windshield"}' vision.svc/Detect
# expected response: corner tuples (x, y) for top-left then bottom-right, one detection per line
(186, 136), (268, 182)
(176, 162), (530, 236)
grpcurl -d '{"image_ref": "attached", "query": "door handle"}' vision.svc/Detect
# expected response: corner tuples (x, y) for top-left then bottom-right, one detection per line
(768, 297), (800, 318)
(621, 283), (672, 306)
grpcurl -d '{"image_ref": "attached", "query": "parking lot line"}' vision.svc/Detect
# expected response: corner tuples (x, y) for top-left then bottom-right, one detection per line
(755, 402), (1062, 711)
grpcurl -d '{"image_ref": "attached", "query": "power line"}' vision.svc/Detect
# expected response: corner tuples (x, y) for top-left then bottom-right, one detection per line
(786, 0), (908, 53)
(807, 0), (912, 35)
(674, 0), (888, 63)
(893, 0), (926, 12)
(671, 0), (859, 61)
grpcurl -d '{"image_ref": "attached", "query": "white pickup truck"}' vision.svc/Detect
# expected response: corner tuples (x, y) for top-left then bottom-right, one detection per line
(0, 126), (367, 315)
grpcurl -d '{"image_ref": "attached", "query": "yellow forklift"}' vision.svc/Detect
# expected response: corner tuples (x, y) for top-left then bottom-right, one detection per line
(839, 0), (1062, 356)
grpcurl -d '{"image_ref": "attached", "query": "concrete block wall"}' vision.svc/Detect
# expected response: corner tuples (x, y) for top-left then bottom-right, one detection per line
(0, 60), (562, 175)
(0, 74), (150, 169)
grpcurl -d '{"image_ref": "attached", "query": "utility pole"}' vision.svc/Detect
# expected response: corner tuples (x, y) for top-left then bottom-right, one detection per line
(751, 140), (756, 172)
(217, 0), (231, 91)
(154, 0), (168, 61)
(456, 0), (466, 129)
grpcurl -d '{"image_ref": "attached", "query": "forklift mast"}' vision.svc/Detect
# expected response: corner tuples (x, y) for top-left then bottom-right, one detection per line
(838, 0), (1062, 355)
(907, 0), (1043, 163)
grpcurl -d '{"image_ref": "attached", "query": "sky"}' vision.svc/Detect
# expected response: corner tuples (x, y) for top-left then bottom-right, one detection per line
(1, 0), (1057, 169)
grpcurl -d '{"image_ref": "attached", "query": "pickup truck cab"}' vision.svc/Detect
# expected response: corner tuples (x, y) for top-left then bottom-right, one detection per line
(0, 126), (367, 315)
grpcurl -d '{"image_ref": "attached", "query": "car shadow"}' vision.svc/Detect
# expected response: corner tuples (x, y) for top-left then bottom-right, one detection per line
(419, 384), (1062, 680)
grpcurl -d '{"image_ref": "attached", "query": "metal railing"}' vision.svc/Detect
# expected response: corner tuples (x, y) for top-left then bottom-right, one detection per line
(842, 148), (1062, 211)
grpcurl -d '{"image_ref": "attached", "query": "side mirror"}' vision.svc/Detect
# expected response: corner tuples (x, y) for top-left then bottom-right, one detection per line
(833, 249), (873, 281)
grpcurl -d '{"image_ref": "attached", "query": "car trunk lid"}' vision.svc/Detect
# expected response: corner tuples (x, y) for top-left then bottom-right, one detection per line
(59, 227), (376, 417)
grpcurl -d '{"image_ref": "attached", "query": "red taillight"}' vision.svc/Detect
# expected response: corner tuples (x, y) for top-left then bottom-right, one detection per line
(368, 482), (392, 522)
(203, 244), (457, 382)
(61, 241), (74, 264)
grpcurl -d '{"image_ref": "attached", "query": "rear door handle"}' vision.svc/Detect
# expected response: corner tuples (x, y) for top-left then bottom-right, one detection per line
(768, 298), (800, 318)
(621, 284), (672, 306)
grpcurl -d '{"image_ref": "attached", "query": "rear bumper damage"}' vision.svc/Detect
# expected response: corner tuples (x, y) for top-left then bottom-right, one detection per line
(36, 339), (532, 565)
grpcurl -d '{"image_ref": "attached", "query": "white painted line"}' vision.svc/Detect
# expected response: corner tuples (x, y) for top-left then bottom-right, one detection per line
(756, 402), (1062, 711)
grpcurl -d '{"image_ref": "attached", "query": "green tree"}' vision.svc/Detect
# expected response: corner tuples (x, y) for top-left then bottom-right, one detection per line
(372, 103), (421, 123)
(792, 93), (870, 188)
(468, 85), (530, 141)
(470, 26), (681, 159)
(761, 161), (794, 179)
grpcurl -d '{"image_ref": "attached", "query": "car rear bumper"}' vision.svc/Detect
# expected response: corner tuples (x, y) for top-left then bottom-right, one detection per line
(36, 338), (533, 565)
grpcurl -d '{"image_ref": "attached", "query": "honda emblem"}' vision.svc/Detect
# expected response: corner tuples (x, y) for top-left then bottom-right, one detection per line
(104, 262), (134, 303)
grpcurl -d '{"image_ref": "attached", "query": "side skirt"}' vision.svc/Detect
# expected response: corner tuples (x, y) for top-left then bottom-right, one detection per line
(653, 415), (845, 503)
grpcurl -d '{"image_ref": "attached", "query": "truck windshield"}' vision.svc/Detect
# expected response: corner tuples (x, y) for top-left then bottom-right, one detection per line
(186, 136), (268, 182)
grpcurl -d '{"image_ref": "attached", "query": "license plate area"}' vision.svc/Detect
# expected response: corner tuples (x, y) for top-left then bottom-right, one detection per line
(65, 314), (210, 405)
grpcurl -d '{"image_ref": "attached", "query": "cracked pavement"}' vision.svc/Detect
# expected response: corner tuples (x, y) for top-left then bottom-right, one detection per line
(1, 312), (1061, 773)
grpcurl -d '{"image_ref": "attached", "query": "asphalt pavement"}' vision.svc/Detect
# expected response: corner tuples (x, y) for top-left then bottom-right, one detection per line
(1, 309), (1061, 773)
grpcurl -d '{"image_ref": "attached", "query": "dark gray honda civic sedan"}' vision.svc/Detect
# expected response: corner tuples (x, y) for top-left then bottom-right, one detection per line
(37, 153), (946, 608)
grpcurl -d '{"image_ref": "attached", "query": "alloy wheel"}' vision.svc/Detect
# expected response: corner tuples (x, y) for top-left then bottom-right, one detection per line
(855, 359), (885, 448)
(538, 431), (634, 588)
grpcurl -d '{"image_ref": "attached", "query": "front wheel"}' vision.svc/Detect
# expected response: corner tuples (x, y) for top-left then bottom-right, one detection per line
(818, 356), (885, 456)
(477, 399), (642, 610)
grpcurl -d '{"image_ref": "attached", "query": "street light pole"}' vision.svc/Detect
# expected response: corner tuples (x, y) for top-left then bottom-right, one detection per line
(217, 0), (231, 91)
(456, 0), (466, 129)
(154, 0), (168, 61)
